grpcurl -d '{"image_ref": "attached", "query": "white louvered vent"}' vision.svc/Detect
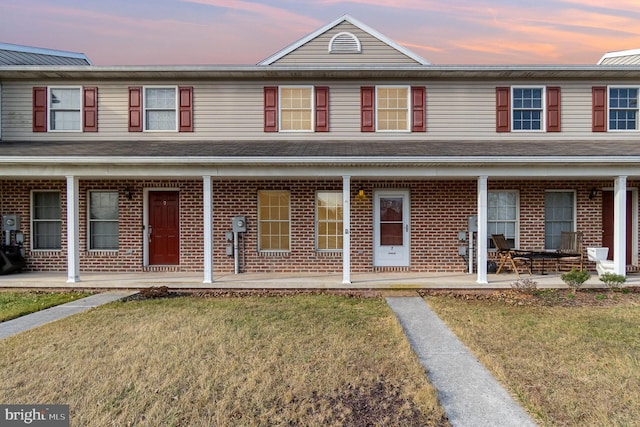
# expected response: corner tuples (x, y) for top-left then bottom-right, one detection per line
(329, 32), (361, 54)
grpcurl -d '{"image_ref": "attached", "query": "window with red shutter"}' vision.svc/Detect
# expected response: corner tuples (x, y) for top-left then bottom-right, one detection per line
(178, 86), (193, 132)
(361, 86), (375, 132)
(411, 86), (426, 132)
(264, 86), (278, 132)
(496, 87), (510, 132)
(315, 86), (329, 132)
(546, 86), (561, 132)
(592, 86), (607, 132)
(32, 87), (47, 132)
(83, 87), (98, 132)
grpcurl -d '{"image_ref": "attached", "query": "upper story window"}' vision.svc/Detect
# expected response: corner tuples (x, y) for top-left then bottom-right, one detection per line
(32, 86), (98, 133)
(264, 86), (329, 132)
(280, 86), (313, 131)
(361, 86), (426, 132)
(609, 87), (638, 130)
(512, 87), (543, 131)
(128, 86), (193, 132)
(145, 87), (177, 131)
(496, 86), (560, 133)
(49, 87), (81, 131)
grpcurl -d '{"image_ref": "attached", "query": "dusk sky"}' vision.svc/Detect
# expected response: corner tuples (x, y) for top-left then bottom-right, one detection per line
(1, 0), (640, 66)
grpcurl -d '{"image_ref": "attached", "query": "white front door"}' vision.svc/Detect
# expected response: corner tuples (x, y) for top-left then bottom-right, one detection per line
(374, 190), (410, 266)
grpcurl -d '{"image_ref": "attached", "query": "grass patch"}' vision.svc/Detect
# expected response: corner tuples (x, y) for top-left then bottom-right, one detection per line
(0, 290), (90, 322)
(0, 294), (448, 426)
(425, 293), (640, 426)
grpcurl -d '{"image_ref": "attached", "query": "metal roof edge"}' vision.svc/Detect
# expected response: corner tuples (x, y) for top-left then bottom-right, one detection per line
(0, 42), (92, 65)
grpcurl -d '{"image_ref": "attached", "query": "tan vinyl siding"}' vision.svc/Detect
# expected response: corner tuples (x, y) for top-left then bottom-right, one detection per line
(1, 79), (636, 142)
(270, 22), (420, 66)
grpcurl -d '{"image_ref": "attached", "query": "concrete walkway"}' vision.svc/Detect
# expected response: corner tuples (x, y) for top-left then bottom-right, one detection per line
(386, 296), (538, 427)
(0, 291), (135, 340)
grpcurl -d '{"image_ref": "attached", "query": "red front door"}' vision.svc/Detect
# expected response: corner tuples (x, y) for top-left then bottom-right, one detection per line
(149, 191), (180, 265)
(602, 191), (633, 264)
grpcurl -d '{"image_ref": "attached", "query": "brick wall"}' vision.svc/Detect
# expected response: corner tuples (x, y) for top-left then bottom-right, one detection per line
(0, 178), (636, 274)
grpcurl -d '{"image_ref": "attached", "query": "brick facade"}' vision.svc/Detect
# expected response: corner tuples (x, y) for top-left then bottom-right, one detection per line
(1, 178), (636, 274)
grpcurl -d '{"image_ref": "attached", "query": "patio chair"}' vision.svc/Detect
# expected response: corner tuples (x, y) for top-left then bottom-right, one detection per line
(491, 234), (531, 276)
(556, 231), (584, 271)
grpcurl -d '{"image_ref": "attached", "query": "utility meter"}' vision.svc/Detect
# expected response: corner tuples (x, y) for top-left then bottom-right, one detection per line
(232, 216), (247, 233)
(3, 215), (20, 231)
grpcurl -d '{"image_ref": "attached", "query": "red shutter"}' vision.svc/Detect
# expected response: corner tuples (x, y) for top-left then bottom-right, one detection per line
(33, 87), (47, 132)
(315, 86), (329, 132)
(411, 86), (426, 132)
(546, 86), (561, 132)
(496, 87), (510, 132)
(361, 86), (375, 132)
(128, 87), (143, 132)
(83, 86), (98, 132)
(178, 86), (193, 132)
(264, 86), (278, 132)
(592, 86), (607, 132)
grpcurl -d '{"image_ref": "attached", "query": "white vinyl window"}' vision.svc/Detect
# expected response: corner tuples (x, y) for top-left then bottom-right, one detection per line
(32, 191), (62, 250)
(144, 87), (177, 131)
(279, 86), (313, 131)
(609, 87), (639, 130)
(89, 191), (119, 250)
(316, 191), (343, 251)
(258, 191), (290, 252)
(488, 190), (519, 249)
(512, 87), (544, 131)
(544, 191), (575, 249)
(48, 87), (81, 131)
(376, 86), (409, 131)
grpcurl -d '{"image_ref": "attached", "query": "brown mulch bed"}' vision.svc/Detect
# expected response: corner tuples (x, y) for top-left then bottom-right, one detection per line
(419, 287), (640, 307)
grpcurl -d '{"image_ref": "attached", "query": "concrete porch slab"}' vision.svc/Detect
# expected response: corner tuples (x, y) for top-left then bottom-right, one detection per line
(1, 271), (637, 290)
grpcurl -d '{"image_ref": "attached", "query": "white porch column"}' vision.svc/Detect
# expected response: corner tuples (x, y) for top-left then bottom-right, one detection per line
(614, 176), (627, 276)
(203, 175), (214, 283)
(342, 176), (351, 284)
(476, 176), (488, 284)
(66, 176), (80, 283)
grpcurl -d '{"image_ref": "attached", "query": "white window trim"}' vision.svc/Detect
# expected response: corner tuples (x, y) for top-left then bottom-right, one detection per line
(315, 190), (343, 252)
(258, 190), (291, 253)
(143, 86), (178, 132)
(511, 85), (545, 133)
(544, 189), (577, 250)
(488, 190), (520, 250)
(31, 189), (62, 252)
(47, 86), (82, 132)
(375, 85), (411, 132)
(278, 86), (315, 133)
(87, 190), (119, 252)
(607, 85), (639, 132)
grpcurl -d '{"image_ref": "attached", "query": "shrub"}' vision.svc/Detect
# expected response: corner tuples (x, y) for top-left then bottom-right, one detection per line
(599, 272), (626, 290)
(561, 268), (590, 292)
(510, 278), (538, 295)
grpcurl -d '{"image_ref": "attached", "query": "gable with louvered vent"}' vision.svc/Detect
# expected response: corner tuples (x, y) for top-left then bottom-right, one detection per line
(329, 32), (361, 54)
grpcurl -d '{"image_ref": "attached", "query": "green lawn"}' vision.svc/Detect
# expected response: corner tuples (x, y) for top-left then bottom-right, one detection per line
(0, 290), (90, 322)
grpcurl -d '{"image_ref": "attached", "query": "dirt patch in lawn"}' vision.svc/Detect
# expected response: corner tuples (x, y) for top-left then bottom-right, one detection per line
(419, 287), (640, 307)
